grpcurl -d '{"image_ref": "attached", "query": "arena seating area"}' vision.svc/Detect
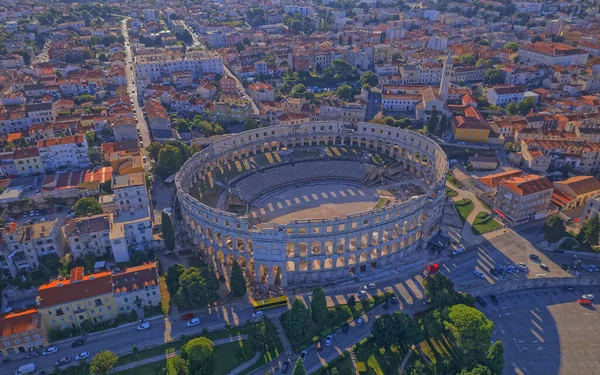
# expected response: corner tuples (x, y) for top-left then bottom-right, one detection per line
(229, 160), (368, 203)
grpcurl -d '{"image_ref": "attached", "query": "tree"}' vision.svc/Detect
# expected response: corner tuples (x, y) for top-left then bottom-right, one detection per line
(336, 84), (354, 101)
(487, 341), (504, 375)
(504, 42), (519, 52)
(445, 304), (494, 362)
(544, 216), (566, 244)
(162, 212), (176, 251)
(484, 69), (503, 84)
(292, 356), (307, 375)
(460, 365), (493, 375)
(165, 264), (185, 296)
(175, 267), (220, 309)
(420, 309), (446, 339)
(287, 298), (309, 339)
(423, 273), (455, 298)
(438, 114), (448, 136)
(372, 314), (399, 348)
(181, 337), (214, 375)
(531, 35), (543, 43)
(310, 287), (328, 324)
(458, 53), (477, 66)
(229, 261), (247, 298)
(426, 109), (438, 135)
(505, 102), (517, 115)
(98, 53), (108, 62)
(578, 214), (600, 247)
(290, 84), (309, 98)
(74, 197), (103, 217)
(156, 144), (184, 178)
(516, 97), (535, 115)
(244, 118), (262, 131)
(90, 350), (118, 375)
(360, 72), (379, 87)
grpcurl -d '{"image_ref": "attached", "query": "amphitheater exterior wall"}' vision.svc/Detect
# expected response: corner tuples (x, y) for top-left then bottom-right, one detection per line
(175, 122), (448, 287)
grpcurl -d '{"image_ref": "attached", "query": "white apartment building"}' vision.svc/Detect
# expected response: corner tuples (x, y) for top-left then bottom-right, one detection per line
(428, 35), (448, 51)
(135, 50), (224, 84)
(25, 103), (55, 124)
(112, 172), (149, 212)
(518, 42), (588, 67)
(62, 214), (112, 260)
(207, 31), (227, 48)
(37, 134), (90, 171)
(109, 207), (154, 263)
(2, 220), (65, 277)
(486, 86), (527, 107)
(399, 64), (442, 85)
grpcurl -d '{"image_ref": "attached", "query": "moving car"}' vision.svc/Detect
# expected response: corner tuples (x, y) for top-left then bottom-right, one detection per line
(42, 347), (58, 355)
(71, 339), (85, 348)
(300, 351), (307, 362)
(15, 363), (36, 375)
(137, 322), (150, 331)
(75, 352), (90, 361)
(186, 318), (201, 327)
(25, 351), (38, 359)
(55, 357), (71, 366)
(489, 268), (500, 276)
(425, 263), (440, 274)
(563, 286), (574, 291)
(475, 296), (487, 307)
(181, 313), (194, 321)
(490, 295), (499, 305)
(316, 341), (323, 352)
(451, 247), (464, 256)
(252, 311), (264, 319)
(473, 270), (485, 279)
(281, 359), (290, 373)
(356, 317), (364, 327)
(582, 294), (594, 300)
(325, 335), (333, 347)
(578, 299), (592, 306)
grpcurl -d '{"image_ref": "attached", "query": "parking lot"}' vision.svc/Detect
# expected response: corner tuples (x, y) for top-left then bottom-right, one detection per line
(484, 287), (600, 375)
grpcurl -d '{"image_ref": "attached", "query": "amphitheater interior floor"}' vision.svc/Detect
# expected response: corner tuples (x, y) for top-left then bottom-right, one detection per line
(247, 183), (379, 225)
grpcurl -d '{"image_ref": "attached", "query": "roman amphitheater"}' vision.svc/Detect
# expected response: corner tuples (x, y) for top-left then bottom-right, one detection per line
(175, 122), (448, 287)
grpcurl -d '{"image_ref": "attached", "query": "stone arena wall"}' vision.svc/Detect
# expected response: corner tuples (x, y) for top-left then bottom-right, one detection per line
(175, 122), (448, 287)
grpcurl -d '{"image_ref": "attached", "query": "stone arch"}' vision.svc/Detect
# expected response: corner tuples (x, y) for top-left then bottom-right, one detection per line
(311, 241), (321, 255)
(286, 261), (295, 272)
(381, 245), (389, 257)
(215, 232), (223, 247)
(336, 256), (346, 268)
(258, 264), (269, 284)
(312, 259), (322, 271)
(370, 249), (378, 259)
(286, 242), (295, 257)
(348, 254), (357, 265)
(327, 136), (334, 145)
(324, 258), (333, 269)
(225, 235), (233, 250)
(298, 260), (308, 271)
(271, 266), (282, 286)
(236, 238), (244, 252)
(360, 252), (368, 263)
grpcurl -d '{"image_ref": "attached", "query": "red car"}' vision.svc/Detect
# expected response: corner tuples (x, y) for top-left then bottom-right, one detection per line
(181, 313), (194, 321)
(425, 264), (440, 274)
(578, 299), (592, 306)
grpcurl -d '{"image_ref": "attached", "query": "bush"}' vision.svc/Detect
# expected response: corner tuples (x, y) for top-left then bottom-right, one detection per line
(454, 198), (472, 206)
(561, 238), (578, 250)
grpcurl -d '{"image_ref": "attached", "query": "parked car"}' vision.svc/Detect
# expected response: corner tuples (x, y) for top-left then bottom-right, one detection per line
(281, 359), (290, 373)
(42, 347), (58, 356)
(181, 314), (194, 321)
(252, 311), (264, 319)
(325, 335), (333, 347)
(473, 270), (485, 279)
(25, 352), (38, 359)
(55, 357), (71, 366)
(475, 296), (487, 307)
(578, 299), (592, 306)
(489, 268), (500, 276)
(342, 324), (349, 334)
(561, 264), (569, 271)
(356, 317), (364, 327)
(137, 322), (150, 331)
(186, 318), (201, 327)
(425, 263), (440, 274)
(71, 339), (85, 348)
(75, 352), (90, 361)
(529, 254), (540, 261)
(300, 351), (307, 362)
(517, 262), (528, 272)
(540, 264), (550, 271)
(490, 295), (499, 305)
(582, 294), (594, 300)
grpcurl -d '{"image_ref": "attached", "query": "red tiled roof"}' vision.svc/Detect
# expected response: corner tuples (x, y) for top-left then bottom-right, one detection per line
(500, 174), (553, 196)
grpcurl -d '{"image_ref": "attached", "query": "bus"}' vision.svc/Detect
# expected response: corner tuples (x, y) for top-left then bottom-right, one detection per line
(252, 296), (289, 311)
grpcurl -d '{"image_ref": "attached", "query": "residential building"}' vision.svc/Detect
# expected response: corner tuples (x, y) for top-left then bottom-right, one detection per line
(3, 220), (65, 277)
(219, 76), (238, 95)
(248, 83), (275, 102)
(112, 117), (138, 142)
(112, 172), (149, 212)
(214, 96), (251, 123)
(468, 155), (498, 170)
(13, 148), (43, 176)
(62, 214), (111, 260)
(518, 42), (588, 66)
(428, 35), (448, 51)
(110, 207), (154, 263)
(486, 85), (527, 107)
(494, 174), (554, 223)
(135, 50), (224, 84)
(582, 194), (600, 223)
(473, 169), (524, 193)
(36, 267), (116, 331)
(37, 135), (89, 171)
(112, 262), (160, 313)
(551, 176), (600, 211)
(0, 309), (47, 357)
(25, 103), (55, 125)
(453, 106), (491, 143)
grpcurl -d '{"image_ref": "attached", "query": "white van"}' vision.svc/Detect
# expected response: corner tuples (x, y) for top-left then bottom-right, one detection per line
(15, 363), (36, 375)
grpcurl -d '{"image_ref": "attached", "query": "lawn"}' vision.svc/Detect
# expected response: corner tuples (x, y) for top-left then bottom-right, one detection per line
(419, 335), (455, 367)
(471, 212), (502, 235)
(237, 320), (285, 375)
(445, 188), (458, 198)
(446, 174), (464, 188)
(453, 198), (474, 224)
(353, 339), (410, 375)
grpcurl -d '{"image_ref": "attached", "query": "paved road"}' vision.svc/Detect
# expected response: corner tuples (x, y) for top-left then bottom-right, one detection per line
(486, 286), (600, 375)
(120, 19), (151, 154)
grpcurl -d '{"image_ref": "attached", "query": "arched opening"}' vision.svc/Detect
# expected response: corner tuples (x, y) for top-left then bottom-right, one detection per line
(271, 266), (282, 286)
(286, 261), (295, 272)
(259, 264), (269, 284)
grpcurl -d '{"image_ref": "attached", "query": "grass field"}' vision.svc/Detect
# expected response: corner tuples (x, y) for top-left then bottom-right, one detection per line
(453, 198), (474, 224)
(445, 188), (458, 198)
(471, 212), (502, 235)
(354, 339), (409, 375)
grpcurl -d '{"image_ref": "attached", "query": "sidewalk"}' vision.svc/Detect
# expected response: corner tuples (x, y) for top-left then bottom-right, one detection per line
(110, 335), (249, 373)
